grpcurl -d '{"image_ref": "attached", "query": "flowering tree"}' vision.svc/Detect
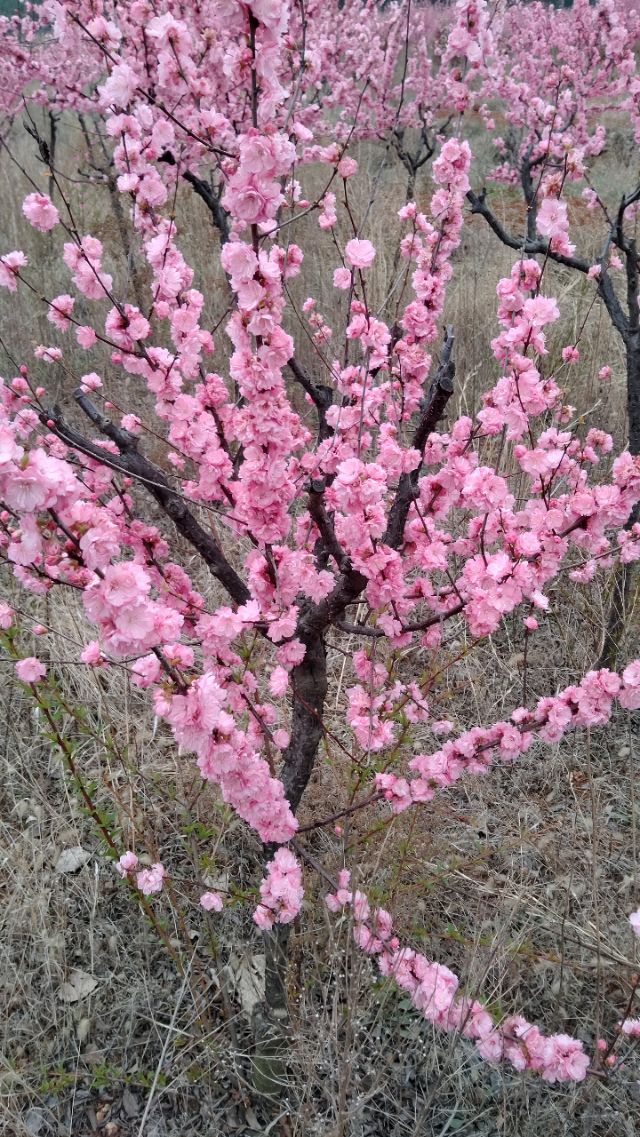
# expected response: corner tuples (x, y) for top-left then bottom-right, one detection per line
(450, 0), (640, 663)
(464, 0), (640, 450)
(2, 0), (640, 1097)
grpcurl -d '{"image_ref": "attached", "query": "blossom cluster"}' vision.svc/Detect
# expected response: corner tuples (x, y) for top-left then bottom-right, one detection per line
(253, 847), (304, 930)
(116, 850), (166, 896)
(376, 665), (640, 813)
(326, 872), (590, 1082)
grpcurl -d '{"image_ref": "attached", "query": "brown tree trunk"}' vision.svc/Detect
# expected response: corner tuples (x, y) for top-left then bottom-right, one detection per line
(250, 352), (455, 1092)
(253, 625), (328, 1094)
(626, 331), (640, 460)
(598, 334), (640, 669)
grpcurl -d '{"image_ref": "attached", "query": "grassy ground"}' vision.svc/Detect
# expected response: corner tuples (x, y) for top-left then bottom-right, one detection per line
(1, 112), (639, 1136)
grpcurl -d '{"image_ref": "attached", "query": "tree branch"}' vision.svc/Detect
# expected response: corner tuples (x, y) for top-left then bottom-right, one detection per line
(297, 330), (456, 639)
(288, 358), (334, 443)
(159, 150), (230, 243)
(41, 394), (251, 607)
(467, 188), (629, 340)
(307, 479), (350, 570)
(183, 170), (230, 244)
(279, 621), (328, 812)
(384, 326), (455, 549)
(467, 188), (589, 270)
(334, 618), (384, 637)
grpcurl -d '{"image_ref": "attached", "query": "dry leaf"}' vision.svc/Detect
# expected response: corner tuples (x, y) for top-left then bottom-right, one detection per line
(244, 1105), (262, 1130)
(121, 1087), (139, 1118)
(58, 969), (98, 1003)
(25, 1109), (44, 1136)
(226, 953), (265, 1014)
(55, 846), (91, 874)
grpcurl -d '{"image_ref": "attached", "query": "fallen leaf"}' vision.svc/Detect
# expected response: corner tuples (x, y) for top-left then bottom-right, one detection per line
(122, 1087), (139, 1118)
(226, 953), (265, 1015)
(58, 969), (98, 1003)
(245, 1105), (262, 1130)
(55, 846), (91, 874)
(24, 1108), (44, 1136)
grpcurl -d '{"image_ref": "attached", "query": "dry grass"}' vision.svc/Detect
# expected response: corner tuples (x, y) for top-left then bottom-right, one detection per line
(1, 110), (640, 1136)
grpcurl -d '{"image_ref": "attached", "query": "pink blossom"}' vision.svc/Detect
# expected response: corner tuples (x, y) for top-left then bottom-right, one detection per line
(541, 1035), (590, 1083)
(318, 191), (337, 229)
(253, 847), (304, 929)
(81, 641), (105, 666)
(249, 0), (287, 31)
(338, 156), (358, 178)
(34, 345), (62, 362)
(325, 881), (589, 1080)
(0, 251), (27, 292)
(333, 266), (352, 289)
(136, 863), (166, 895)
(621, 662), (640, 709)
(116, 850), (139, 877)
(47, 294), (74, 331)
(121, 414), (142, 434)
(345, 238), (376, 269)
(131, 655), (162, 688)
(200, 891), (224, 912)
(269, 666), (289, 695)
(76, 326), (98, 349)
(15, 657), (46, 682)
(80, 372), (102, 392)
(562, 345), (580, 364)
(22, 193), (59, 232)
(99, 62), (138, 109)
(537, 197), (570, 246)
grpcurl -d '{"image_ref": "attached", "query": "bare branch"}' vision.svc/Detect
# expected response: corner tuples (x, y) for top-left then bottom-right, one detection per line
(334, 619), (385, 637)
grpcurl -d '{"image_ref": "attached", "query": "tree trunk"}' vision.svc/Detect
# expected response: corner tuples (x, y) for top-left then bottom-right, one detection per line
(627, 331), (640, 460)
(253, 624), (328, 1094)
(598, 334), (640, 668)
(249, 353), (456, 1090)
(279, 629), (328, 812)
(251, 925), (291, 1096)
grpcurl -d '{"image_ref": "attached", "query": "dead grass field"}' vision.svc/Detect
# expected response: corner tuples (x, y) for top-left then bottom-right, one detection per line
(1, 111), (639, 1137)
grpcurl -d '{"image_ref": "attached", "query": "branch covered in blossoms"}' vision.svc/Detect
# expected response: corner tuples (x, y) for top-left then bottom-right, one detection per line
(326, 872), (590, 1083)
